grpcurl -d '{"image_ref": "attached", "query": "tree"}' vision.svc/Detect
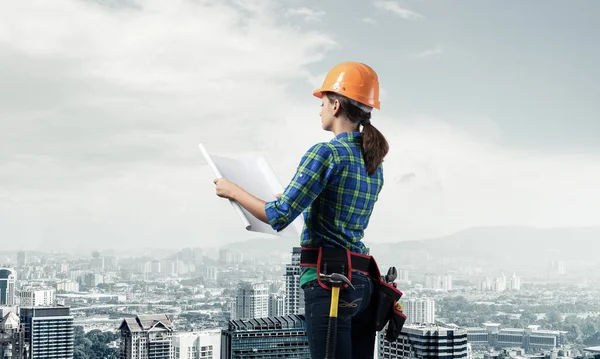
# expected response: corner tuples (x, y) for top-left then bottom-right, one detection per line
(73, 326), (119, 359)
(546, 310), (562, 325)
(563, 323), (583, 343)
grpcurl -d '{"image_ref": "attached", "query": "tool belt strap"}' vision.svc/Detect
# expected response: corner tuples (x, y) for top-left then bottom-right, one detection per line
(300, 246), (382, 282)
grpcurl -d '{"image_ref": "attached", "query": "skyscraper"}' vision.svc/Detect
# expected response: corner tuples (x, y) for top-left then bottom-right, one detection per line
(221, 315), (309, 359)
(0, 268), (16, 306)
(379, 324), (468, 358)
(509, 273), (521, 291)
(442, 274), (453, 291)
(424, 273), (440, 290)
(285, 247), (304, 315)
(269, 293), (286, 317)
(234, 282), (269, 320)
(20, 287), (56, 307)
(403, 298), (436, 324)
(119, 314), (174, 359)
(1, 310), (27, 359)
(16, 252), (27, 268)
(20, 306), (74, 359)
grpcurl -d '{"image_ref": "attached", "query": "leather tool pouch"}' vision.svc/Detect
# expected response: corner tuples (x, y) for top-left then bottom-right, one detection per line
(374, 281), (406, 342)
(385, 303), (408, 342)
(316, 247), (352, 290)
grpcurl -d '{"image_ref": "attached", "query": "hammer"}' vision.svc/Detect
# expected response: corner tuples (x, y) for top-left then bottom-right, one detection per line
(319, 273), (355, 359)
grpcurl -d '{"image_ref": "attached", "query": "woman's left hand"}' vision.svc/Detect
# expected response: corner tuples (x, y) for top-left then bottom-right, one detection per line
(214, 178), (239, 199)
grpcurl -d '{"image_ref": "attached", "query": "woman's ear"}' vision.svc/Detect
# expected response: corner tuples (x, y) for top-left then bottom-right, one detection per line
(332, 99), (341, 116)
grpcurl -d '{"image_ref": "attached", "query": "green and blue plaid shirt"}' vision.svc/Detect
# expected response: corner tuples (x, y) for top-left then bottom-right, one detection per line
(265, 131), (384, 285)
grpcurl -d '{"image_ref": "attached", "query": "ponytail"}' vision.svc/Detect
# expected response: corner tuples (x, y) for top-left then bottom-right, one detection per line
(361, 120), (389, 176)
(324, 92), (389, 176)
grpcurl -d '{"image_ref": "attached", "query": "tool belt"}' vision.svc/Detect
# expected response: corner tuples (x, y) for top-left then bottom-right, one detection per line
(300, 246), (407, 342)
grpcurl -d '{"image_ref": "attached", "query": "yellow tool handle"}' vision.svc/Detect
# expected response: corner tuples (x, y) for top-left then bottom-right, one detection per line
(329, 286), (340, 318)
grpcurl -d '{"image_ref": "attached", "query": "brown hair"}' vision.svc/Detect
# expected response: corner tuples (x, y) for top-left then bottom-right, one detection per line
(325, 92), (389, 176)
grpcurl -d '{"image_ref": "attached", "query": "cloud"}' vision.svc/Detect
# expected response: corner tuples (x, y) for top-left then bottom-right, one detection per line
(373, 1), (422, 19)
(362, 17), (377, 24)
(411, 45), (444, 58)
(396, 173), (416, 184)
(361, 114), (600, 241)
(284, 7), (325, 22)
(0, 0), (337, 249)
(1, 0), (598, 251)
(0, 0), (336, 189)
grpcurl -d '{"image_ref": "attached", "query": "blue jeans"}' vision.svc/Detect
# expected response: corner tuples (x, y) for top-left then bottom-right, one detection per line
(302, 272), (376, 359)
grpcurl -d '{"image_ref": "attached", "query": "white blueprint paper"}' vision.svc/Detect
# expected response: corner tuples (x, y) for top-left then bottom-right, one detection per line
(199, 143), (303, 238)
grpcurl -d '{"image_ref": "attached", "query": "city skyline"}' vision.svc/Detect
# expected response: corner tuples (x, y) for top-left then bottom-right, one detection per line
(1, 0), (599, 250)
(0, 243), (595, 358)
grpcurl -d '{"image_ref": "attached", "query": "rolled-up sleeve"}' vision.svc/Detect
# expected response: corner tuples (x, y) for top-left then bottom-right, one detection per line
(265, 142), (336, 232)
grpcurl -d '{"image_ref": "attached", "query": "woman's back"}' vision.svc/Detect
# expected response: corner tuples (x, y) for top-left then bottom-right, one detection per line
(302, 131), (384, 254)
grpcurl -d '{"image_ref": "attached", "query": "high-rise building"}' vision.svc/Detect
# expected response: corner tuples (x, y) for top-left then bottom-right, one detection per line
(219, 249), (234, 264)
(16, 252), (27, 268)
(20, 306), (74, 359)
(234, 282), (269, 320)
(403, 298), (436, 324)
(424, 273), (441, 290)
(151, 260), (161, 275)
(221, 315), (309, 359)
(0, 268), (16, 306)
(548, 261), (566, 277)
(494, 274), (507, 292)
(269, 294), (286, 317)
(379, 324), (469, 358)
(398, 269), (410, 283)
(509, 274), (521, 291)
(480, 273), (520, 292)
(442, 274), (453, 291)
(119, 314), (174, 359)
(172, 329), (221, 359)
(56, 280), (79, 293)
(83, 272), (103, 287)
(20, 287), (56, 307)
(206, 266), (218, 281)
(285, 247), (304, 315)
(425, 273), (452, 292)
(1, 310), (27, 359)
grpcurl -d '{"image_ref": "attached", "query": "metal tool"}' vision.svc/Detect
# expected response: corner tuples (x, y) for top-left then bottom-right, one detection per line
(319, 273), (355, 359)
(384, 266), (397, 283)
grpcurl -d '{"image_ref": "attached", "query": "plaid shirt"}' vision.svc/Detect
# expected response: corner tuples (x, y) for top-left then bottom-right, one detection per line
(265, 131), (384, 254)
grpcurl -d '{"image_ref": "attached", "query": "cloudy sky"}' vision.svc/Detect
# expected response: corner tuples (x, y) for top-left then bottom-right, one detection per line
(1, 0), (599, 251)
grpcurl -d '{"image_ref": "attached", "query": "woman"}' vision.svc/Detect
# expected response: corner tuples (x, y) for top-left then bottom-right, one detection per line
(214, 61), (389, 358)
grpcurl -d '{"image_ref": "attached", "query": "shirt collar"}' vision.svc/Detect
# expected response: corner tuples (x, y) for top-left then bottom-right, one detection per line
(331, 131), (361, 143)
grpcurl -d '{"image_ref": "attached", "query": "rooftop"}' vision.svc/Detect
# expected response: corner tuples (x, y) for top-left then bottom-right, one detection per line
(584, 346), (600, 353)
(119, 314), (174, 333)
(228, 315), (305, 331)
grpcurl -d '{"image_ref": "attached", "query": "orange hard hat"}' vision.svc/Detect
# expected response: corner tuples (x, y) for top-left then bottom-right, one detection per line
(313, 62), (380, 110)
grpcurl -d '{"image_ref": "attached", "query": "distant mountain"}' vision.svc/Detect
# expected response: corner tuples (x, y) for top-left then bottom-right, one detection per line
(220, 226), (600, 266)
(405, 225), (595, 250)
(373, 226), (600, 265)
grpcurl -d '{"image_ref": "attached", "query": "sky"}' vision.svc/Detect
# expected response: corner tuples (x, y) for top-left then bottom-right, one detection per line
(1, 0), (599, 251)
